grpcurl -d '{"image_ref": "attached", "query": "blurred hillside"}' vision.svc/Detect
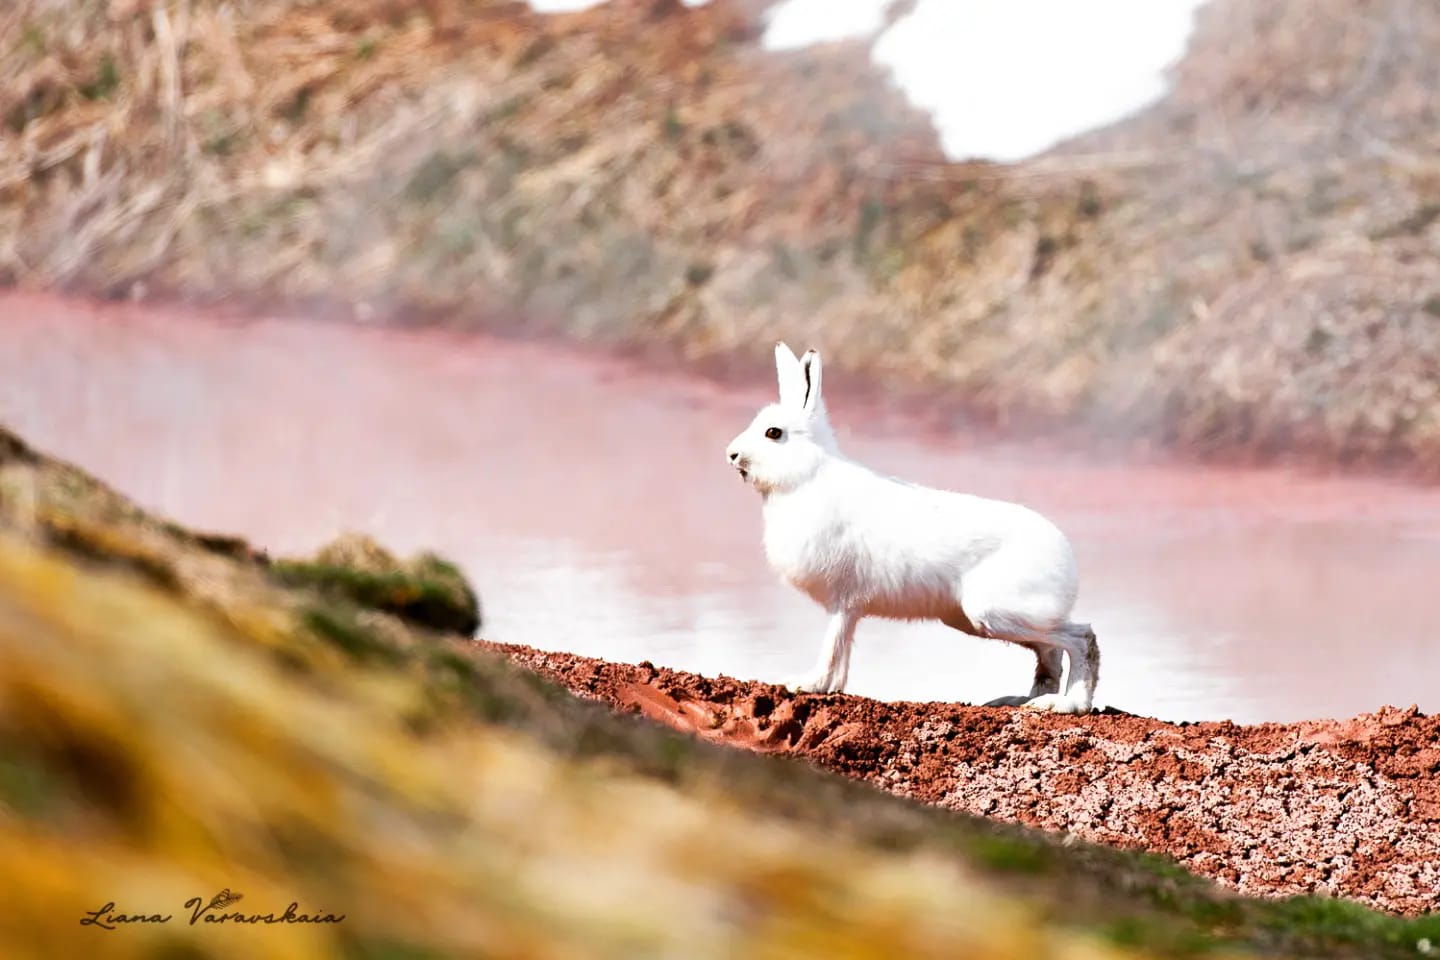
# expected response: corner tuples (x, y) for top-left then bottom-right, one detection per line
(8, 417), (1440, 957)
(0, 423), (1182, 958)
(0, 420), (1145, 959)
(2, 0), (1439, 472)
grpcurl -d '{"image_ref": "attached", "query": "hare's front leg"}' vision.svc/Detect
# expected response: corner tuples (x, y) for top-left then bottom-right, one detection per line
(788, 609), (859, 694)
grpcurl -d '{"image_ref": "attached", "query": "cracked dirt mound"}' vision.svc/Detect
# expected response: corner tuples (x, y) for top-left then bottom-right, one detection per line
(481, 641), (1440, 917)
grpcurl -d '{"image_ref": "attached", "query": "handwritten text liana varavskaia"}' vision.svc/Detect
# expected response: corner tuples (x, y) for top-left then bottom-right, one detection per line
(80, 889), (344, 930)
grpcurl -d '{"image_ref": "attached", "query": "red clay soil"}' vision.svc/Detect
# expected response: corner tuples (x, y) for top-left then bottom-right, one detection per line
(478, 641), (1440, 916)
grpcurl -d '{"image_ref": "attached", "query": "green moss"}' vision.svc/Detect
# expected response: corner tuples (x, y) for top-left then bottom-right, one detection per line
(1098, 916), (1221, 956)
(300, 606), (405, 665)
(273, 559), (479, 636)
(426, 648), (478, 682)
(961, 831), (1054, 875)
(1258, 896), (1440, 952)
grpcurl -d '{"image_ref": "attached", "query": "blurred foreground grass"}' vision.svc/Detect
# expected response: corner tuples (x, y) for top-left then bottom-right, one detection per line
(3, 422), (1440, 959)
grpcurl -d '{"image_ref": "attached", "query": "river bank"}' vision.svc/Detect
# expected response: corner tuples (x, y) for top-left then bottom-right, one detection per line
(4, 0), (1440, 475)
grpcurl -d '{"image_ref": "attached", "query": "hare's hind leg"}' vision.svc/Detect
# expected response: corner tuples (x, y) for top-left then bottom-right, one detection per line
(962, 609), (1096, 714)
(1021, 623), (1099, 714)
(788, 608), (860, 694)
(1027, 645), (1065, 697)
(941, 608), (1062, 707)
(975, 643), (1062, 707)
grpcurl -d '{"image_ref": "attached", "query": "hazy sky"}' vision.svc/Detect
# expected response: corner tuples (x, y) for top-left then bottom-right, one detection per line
(528, 0), (1206, 161)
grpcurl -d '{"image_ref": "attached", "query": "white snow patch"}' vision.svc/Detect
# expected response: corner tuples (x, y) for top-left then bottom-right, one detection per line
(526, 0), (1206, 162)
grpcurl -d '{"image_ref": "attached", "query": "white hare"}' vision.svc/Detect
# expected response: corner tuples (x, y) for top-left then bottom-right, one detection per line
(725, 343), (1099, 714)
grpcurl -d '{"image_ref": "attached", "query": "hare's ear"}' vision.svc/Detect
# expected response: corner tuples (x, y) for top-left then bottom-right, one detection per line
(775, 341), (805, 408)
(800, 349), (823, 415)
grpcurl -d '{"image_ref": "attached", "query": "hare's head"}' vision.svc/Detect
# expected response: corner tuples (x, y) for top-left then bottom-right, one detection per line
(726, 343), (838, 494)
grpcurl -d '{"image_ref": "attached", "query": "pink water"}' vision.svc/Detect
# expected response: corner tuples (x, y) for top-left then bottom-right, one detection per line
(5, 291), (1440, 722)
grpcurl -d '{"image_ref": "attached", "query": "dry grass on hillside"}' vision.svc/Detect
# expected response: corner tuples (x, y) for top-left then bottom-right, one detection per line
(2, 0), (1439, 473)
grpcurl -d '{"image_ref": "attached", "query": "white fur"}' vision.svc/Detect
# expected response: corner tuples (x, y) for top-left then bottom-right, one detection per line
(725, 343), (1099, 713)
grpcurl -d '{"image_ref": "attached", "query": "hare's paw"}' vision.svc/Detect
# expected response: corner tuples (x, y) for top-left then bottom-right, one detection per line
(787, 672), (840, 694)
(1020, 693), (1092, 715)
(982, 694), (1034, 707)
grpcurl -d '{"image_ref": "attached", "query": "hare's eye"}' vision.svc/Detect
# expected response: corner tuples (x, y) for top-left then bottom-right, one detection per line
(764, 427), (783, 440)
